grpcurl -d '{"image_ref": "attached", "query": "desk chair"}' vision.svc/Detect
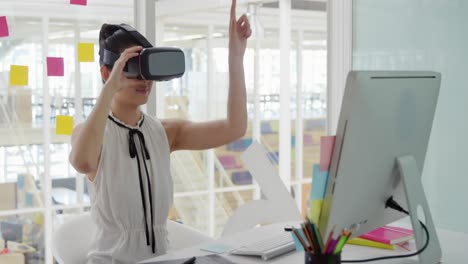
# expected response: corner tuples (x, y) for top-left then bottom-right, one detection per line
(52, 213), (96, 264)
(222, 141), (302, 238)
(52, 213), (214, 264)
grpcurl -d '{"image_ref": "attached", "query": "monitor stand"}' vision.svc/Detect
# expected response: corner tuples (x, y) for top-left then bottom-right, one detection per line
(397, 155), (442, 264)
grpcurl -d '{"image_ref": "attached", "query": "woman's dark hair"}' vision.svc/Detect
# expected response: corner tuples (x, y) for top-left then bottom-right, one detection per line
(99, 23), (139, 68)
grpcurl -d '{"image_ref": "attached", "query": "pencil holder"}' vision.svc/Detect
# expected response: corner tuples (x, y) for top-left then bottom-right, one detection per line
(304, 252), (341, 264)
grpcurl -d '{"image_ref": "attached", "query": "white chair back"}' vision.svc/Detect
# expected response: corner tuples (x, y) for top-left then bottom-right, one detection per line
(52, 213), (214, 263)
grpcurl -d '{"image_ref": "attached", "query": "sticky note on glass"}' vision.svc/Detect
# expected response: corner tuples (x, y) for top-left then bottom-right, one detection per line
(56, 115), (74, 135)
(78, 42), (94, 62)
(70, 0), (87, 6)
(319, 136), (336, 172)
(9, 65), (29, 86)
(47, 57), (64, 76)
(270, 121), (279, 133)
(311, 164), (329, 200)
(17, 174), (25, 189)
(0, 16), (9, 37)
(25, 192), (34, 207)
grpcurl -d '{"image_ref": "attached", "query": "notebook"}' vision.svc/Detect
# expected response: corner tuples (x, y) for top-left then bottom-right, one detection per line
(347, 237), (394, 250)
(359, 226), (413, 245)
(144, 254), (237, 264)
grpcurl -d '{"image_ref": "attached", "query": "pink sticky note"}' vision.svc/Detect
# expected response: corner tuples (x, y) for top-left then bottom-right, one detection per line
(70, 0), (87, 6)
(319, 136), (336, 172)
(0, 16), (9, 37)
(47, 57), (64, 77)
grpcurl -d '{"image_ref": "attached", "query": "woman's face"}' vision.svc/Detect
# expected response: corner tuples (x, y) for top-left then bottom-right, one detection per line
(114, 77), (153, 107)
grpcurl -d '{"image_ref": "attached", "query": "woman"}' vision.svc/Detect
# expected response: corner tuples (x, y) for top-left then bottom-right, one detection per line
(69, 1), (251, 263)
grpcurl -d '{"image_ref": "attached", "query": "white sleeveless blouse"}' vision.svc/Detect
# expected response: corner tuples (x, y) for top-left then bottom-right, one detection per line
(86, 113), (173, 264)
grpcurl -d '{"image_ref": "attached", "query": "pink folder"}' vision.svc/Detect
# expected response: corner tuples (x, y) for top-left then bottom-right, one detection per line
(360, 226), (414, 245)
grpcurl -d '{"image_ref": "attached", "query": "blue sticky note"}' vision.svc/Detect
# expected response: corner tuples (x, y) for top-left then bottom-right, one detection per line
(17, 174), (25, 189)
(310, 164), (329, 200)
(200, 243), (233, 254)
(291, 229), (309, 251)
(243, 138), (253, 147)
(26, 192), (34, 207)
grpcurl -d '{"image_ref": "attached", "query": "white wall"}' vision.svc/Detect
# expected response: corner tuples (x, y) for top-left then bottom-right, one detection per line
(353, 0), (468, 233)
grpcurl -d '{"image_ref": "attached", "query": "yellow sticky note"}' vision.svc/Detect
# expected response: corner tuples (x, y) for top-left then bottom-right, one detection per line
(56, 115), (74, 135)
(9, 65), (29, 86)
(78, 42), (94, 62)
(308, 199), (323, 225)
(270, 120), (279, 133)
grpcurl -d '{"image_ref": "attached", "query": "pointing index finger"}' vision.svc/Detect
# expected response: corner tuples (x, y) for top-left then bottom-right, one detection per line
(230, 0), (237, 23)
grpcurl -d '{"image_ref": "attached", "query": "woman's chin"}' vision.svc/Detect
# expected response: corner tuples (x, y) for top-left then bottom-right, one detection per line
(136, 99), (148, 106)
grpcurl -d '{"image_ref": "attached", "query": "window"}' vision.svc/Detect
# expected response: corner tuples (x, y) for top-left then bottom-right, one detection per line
(161, 3), (328, 236)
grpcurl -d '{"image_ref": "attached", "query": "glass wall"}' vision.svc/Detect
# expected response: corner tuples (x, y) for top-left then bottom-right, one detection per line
(1, 1), (328, 262)
(161, 3), (327, 237)
(353, 0), (468, 233)
(0, 1), (134, 262)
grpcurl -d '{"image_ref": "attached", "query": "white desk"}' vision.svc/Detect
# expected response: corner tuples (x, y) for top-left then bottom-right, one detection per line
(52, 188), (90, 205)
(141, 222), (468, 264)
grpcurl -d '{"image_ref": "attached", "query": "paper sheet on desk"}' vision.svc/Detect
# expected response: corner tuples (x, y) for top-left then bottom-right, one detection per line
(200, 243), (233, 254)
(144, 254), (237, 264)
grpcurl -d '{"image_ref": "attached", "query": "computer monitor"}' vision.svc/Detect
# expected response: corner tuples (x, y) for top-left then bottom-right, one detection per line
(319, 71), (441, 262)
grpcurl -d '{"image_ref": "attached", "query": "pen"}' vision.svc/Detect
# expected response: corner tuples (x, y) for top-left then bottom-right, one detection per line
(292, 227), (311, 253)
(333, 231), (348, 254)
(181, 256), (196, 264)
(314, 223), (324, 250)
(310, 222), (323, 253)
(322, 224), (336, 254)
(346, 224), (359, 239)
(304, 218), (319, 251)
(301, 223), (314, 252)
(304, 221), (319, 253)
(327, 238), (338, 254)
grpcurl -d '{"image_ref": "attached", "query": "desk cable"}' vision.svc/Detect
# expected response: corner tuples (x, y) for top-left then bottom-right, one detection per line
(342, 197), (430, 263)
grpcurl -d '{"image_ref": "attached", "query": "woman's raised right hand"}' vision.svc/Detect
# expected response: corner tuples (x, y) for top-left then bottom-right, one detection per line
(104, 46), (143, 94)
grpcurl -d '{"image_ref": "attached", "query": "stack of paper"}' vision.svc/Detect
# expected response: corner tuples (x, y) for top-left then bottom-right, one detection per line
(360, 226), (414, 244)
(348, 226), (414, 250)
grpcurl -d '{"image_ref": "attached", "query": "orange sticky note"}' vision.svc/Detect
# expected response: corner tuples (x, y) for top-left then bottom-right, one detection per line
(78, 42), (94, 62)
(56, 115), (74, 135)
(9, 65), (29, 86)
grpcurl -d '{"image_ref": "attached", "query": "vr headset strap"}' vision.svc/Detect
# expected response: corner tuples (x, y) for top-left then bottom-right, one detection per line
(100, 24), (153, 67)
(118, 24), (153, 48)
